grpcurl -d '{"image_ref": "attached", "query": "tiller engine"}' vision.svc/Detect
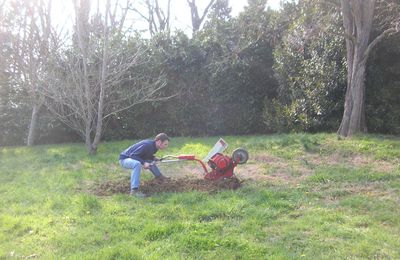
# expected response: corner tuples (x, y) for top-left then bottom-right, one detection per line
(158, 139), (249, 180)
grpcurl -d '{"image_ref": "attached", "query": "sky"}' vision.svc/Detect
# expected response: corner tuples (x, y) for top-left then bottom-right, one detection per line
(53, 0), (282, 36)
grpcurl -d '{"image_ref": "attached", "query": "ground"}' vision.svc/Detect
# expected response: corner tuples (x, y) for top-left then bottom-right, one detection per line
(92, 176), (242, 196)
(90, 151), (397, 196)
(2, 134), (399, 258)
(91, 159), (248, 196)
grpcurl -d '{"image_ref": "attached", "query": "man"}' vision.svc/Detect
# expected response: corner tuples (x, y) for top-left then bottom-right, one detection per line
(119, 133), (170, 197)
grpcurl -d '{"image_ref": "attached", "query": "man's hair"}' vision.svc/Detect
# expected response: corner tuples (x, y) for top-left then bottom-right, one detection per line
(155, 133), (170, 142)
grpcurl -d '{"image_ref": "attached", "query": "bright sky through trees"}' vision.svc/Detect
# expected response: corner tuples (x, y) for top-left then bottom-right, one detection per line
(51, 0), (282, 37)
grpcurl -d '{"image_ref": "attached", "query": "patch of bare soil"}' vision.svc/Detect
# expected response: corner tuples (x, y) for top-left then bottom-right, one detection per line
(91, 176), (242, 196)
(304, 153), (397, 173)
(234, 154), (313, 185)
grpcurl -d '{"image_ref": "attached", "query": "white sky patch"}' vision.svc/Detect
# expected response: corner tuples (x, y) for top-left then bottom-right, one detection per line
(51, 0), (283, 37)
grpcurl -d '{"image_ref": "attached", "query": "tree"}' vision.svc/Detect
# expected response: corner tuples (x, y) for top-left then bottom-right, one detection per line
(271, 0), (346, 132)
(337, 0), (400, 136)
(3, 0), (57, 146)
(41, 0), (168, 154)
(185, 0), (277, 134)
(186, 0), (216, 36)
(0, 10), (23, 146)
(365, 33), (400, 134)
(130, 0), (171, 37)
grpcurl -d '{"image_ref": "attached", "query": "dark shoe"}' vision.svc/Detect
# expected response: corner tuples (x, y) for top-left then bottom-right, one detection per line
(130, 189), (147, 198)
(155, 174), (170, 181)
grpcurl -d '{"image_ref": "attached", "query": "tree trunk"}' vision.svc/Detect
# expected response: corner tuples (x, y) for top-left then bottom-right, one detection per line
(84, 121), (94, 154)
(27, 103), (41, 146)
(187, 0), (215, 36)
(91, 0), (110, 154)
(338, 0), (375, 137)
(338, 60), (367, 136)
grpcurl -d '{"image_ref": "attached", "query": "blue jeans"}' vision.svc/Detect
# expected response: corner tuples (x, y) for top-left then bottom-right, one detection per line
(119, 158), (162, 191)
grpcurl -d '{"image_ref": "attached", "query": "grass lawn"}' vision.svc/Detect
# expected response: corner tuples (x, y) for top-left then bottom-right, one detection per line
(1, 133), (399, 259)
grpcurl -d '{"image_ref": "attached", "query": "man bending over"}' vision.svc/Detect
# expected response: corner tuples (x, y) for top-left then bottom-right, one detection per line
(119, 133), (170, 197)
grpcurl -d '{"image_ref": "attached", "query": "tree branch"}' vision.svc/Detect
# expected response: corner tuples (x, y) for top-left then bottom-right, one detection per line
(363, 27), (398, 62)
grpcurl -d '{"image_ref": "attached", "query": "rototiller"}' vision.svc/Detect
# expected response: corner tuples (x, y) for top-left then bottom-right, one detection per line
(157, 138), (249, 180)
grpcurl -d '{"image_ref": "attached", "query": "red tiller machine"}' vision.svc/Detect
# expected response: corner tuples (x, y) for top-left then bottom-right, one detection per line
(157, 138), (249, 180)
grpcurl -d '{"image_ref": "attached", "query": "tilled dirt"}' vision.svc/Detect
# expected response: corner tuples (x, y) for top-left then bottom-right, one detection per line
(91, 176), (242, 196)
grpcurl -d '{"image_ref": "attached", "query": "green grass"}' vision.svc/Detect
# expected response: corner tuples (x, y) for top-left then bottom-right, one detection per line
(1, 133), (400, 259)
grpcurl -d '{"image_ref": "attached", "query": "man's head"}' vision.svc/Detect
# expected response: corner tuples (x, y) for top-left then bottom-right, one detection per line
(154, 133), (170, 150)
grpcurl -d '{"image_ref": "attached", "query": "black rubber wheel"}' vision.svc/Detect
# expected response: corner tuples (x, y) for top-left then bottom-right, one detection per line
(232, 148), (249, 164)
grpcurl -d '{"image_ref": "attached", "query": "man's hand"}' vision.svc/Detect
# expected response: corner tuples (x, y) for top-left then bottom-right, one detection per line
(143, 162), (152, 169)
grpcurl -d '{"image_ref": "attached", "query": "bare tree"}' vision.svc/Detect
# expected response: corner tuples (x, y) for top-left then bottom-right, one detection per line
(186, 0), (215, 35)
(41, 0), (170, 154)
(337, 0), (400, 136)
(5, 0), (57, 145)
(130, 0), (172, 37)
